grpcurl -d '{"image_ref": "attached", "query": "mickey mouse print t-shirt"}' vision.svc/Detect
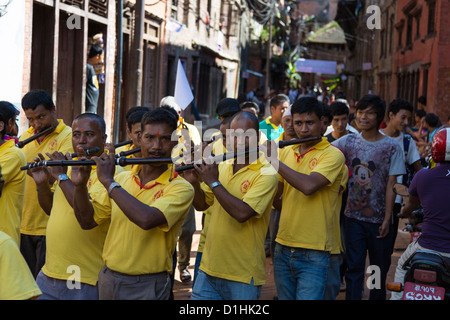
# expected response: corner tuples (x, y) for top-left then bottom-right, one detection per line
(332, 133), (406, 224)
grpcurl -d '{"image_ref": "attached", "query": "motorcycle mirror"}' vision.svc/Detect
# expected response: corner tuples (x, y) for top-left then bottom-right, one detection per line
(393, 183), (409, 197)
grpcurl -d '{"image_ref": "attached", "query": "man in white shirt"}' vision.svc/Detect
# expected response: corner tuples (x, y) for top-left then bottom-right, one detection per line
(380, 98), (422, 253)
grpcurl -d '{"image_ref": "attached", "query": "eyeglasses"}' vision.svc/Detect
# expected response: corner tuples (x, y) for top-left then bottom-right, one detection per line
(356, 110), (377, 117)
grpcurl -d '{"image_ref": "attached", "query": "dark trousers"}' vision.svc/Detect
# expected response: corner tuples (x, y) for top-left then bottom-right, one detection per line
(20, 234), (46, 278)
(343, 216), (393, 300)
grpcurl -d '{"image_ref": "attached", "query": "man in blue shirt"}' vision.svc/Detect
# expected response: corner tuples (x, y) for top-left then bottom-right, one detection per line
(259, 94), (289, 141)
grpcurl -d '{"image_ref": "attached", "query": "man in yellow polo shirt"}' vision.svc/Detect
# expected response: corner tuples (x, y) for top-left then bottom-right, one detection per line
(0, 101), (27, 246)
(27, 113), (122, 299)
(71, 108), (194, 300)
(183, 111), (279, 300)
(115, 106), (149, 171)
(264, 96), (346, 300)
(160, 96), (201, 283)
(19, 90), (73, 278)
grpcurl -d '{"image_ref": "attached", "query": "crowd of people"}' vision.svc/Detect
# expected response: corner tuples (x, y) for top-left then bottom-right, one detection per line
(0, 87), (449, 300)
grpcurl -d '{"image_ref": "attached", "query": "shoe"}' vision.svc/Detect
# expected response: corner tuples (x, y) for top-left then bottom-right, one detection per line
(180, 269), (191, 283)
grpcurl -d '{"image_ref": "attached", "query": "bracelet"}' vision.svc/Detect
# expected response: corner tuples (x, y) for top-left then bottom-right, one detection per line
(108, 182), (121, 197)
(210, 181), (222, 190)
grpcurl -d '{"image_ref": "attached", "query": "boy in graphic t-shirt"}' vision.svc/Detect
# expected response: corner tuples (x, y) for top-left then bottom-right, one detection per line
(333, 94), (405, 300)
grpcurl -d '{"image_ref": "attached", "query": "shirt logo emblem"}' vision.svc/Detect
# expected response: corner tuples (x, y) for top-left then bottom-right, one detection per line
(240, 179), (250, 194)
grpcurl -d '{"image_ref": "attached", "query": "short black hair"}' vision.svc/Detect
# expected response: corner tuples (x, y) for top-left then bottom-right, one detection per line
(291, 96), (324, 119)
(270, 94), (289, 108)
(425, 113), (441, 128)
(356, 94), (386, 125)
(240, 101), (260, 113)
(415, 109), (426, 118)
(127, 110), (148, 131)
(323, 104), (332, 123)
(73, 112), (106, 135)
(125, 106), (150, 121)
(141, 108), (178, 132)
(418, 95), (426, 105)
(21, 90), (55, 111)
(388, 98), (413, 115)
(330, 101), (349, 117)
(88, 44), (103, 58)
(0, 101), (18, 139)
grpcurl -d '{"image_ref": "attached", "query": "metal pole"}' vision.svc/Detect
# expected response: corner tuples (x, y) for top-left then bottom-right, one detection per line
(264, 2), (273, 118)
(114, 0), (123, 144)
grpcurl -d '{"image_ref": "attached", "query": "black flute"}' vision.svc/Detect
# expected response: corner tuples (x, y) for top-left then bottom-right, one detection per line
(277, 136), (322, 148)
(175, 148), (258, 173)
(20, 157), (174, 170)
(175, 136), (323, 173)
(16, 126), (57, 148)
(21, 147), (101, 170)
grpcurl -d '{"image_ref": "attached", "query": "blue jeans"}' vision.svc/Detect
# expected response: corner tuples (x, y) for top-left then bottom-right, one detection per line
(343, 216), (393, 300)
(36, 271), (99, 300)
(273, 243), (330, 300)
(191, 270), (261, 300)
(323, 253), (343, 300)
(193, 251), (203, 288)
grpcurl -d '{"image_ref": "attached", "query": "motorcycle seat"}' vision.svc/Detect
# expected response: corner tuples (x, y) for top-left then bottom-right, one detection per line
(404, 250), (450, 271)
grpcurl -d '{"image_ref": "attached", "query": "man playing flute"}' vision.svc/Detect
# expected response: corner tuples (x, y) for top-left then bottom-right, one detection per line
(19, 90), (73, 278)
(27, 113), (123, 299)
(71, 108), (194, 300)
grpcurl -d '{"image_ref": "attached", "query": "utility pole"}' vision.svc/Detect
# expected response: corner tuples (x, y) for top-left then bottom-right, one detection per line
(264, 1), (273, 118)
(131, 0), (144, 107)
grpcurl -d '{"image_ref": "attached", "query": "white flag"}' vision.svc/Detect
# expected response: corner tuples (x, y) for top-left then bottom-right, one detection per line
(165, 18), (183, 32)
(174, 60), (194, 110)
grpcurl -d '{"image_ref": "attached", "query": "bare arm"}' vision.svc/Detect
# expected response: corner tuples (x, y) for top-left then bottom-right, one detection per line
(379, 175), (397, 238)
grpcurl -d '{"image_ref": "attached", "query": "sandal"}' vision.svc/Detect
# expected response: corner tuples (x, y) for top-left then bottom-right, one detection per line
(180, 269), (191, 283)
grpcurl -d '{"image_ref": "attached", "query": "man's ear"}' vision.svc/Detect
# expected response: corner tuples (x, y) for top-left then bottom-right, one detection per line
(388, 111), (395, 121)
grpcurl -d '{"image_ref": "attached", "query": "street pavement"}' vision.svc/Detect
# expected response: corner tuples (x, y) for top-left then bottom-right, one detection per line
(172, 211), (412, 300)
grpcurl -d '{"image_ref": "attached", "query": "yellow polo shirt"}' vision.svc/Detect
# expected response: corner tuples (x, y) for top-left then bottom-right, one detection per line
(0, 231), (41, 299)
(91, 166), (194, 275)
(197, 137), (226, 253)
(42, 165), (123, 286)
(277, 137), (346, 251)
(330, 163), (349, 254)
(20, 120), (73, 236)
(0, 140), (27, 245)
(199, 157), (278, 285)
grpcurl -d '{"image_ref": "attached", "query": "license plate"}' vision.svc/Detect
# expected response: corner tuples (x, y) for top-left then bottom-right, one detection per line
(403, 281), (445, 300)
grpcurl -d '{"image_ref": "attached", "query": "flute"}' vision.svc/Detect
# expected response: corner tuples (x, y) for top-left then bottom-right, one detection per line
(21, 147), (101, 170)
(116, 147), (141, 158)
(114, 139), (133, 148)
(175, 148), (258, 173)
(68, 147), (101, 159)
(16, 126), (57, 148)
(20, 156), (174, 170)
(175, 136), (323, 173)
(277, 136), (322, 148)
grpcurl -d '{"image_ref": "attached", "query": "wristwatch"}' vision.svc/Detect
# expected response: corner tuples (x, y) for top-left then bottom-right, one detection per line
(108, 182), (121, 197)
(58, 174), (69, 184)
(210, 181), (222, 190)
